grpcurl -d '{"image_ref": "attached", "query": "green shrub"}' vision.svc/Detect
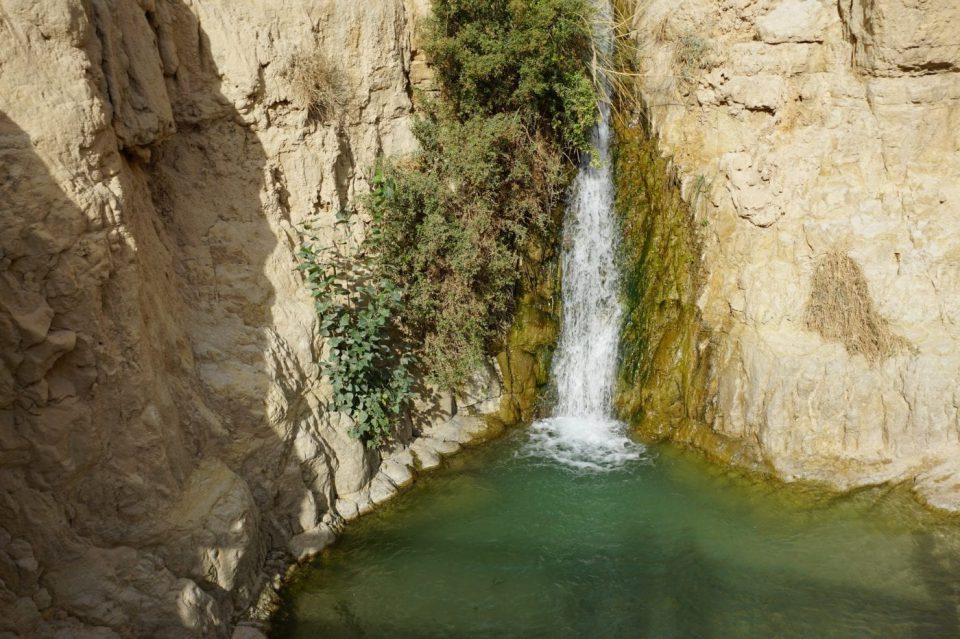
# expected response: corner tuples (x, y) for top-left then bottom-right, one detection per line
(366, 0), (598, 390)
(299, 0), (598, 444)
(424, 0), (598, 156)
(297, 224), (414, 448)
(370, 108), (565, 387)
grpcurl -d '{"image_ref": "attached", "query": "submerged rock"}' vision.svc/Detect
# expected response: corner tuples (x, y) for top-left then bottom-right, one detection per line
(288, 525), (337, 562)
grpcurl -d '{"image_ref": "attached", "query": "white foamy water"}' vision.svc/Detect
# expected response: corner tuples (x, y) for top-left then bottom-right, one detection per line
(527, 416), (643, 472)
(526, 2), (644, 471)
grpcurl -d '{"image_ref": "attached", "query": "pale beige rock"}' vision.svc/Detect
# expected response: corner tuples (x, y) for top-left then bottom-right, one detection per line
(381, 458), (415, 488)
(384, 447), (416, 468)
(455, 361), (504, 415)
(232, 626), (269, 639)
(91, 0), (176, 150)
(288, 525), (336, 562)
(0, 0), (445, 635)
(756, 0), (829, 44)
(334, 498), (360, 522)
(410, 440), (443, 470)
(421, 437), (462, 456)
(368, 474), (399, 506)
(423, 414), (491, 445)
(354, 493), (376, 518)
(839, 0), (960, 76)
(324, 412), (381, 496)
(720, 75), (788, 113)
(630, 0), (960, 506)
(914, 460), (960, 513)
(154, 460), (263, 612)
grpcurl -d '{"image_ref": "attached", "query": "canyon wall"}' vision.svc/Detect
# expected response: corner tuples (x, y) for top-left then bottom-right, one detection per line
(4, 0), (960, 634)
(627, 0), (960, 510)
(0, 0), (511, 636)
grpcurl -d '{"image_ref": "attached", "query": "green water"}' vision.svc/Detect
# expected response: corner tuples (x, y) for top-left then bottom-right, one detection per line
(273, 431), (960, 638)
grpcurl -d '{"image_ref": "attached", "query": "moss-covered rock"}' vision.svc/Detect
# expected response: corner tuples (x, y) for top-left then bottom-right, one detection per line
(494, 206), (564, 426)
(612, 115), (710, 440)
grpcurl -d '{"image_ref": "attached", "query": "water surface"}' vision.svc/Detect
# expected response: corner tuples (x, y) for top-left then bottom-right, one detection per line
(273, 431), (960, 639)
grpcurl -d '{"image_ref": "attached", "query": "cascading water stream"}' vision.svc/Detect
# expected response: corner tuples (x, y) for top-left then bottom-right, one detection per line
(525, 1), (644, 471)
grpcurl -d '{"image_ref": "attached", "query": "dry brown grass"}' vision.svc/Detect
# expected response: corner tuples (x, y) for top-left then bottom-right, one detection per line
(284, 48), (345, 121)
(805, 252), (904, 362)
(673, 33), (710, 87)
(589, 0), (649, 116)
(598, 0), (707, 119)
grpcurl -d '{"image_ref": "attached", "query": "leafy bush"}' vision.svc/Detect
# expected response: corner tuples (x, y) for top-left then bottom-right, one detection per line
(424, 0), (598, 156)
(298, 224), (414, 448)
(298, 0), (597, 445)
(366, 0), (598, 389)
(370, 109), (565, 386)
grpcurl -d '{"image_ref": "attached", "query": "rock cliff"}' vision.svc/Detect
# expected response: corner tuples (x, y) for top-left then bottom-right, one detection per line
(0, 0), (505, 636)
(623, 0), (960, 510)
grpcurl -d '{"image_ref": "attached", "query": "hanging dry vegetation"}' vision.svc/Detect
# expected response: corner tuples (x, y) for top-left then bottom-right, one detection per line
(284, 48), (346, 121)
(805, 251), (905, 362)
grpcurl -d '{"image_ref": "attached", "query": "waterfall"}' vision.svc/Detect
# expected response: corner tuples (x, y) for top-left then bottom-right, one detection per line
(551, 102), (621, 419)
(524, 1), (644, 471)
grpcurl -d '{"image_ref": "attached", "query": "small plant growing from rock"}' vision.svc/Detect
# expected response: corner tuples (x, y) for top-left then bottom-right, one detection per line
(297, 216), (414, 449)
(675, 33), (710, 88)
(284, 47), (345, 121)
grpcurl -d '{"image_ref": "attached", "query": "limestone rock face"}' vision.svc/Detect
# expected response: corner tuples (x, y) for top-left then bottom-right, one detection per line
(629, 0), (960, 502)
(0, 0), (448, 635)
(840, 0), (960, 76)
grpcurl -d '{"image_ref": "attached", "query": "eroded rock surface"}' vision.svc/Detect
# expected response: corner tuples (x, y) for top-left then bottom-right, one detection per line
(627, 0), (960, 501)
(0, 0), (493, 635)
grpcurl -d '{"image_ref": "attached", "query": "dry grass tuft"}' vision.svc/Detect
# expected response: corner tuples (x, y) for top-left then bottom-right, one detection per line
(598, 0), (710, 118)
(284, 48), (345, 121)
(589, 0), (650, 117)
(673, 33), (710, 87)
(805, 252), (904, 362)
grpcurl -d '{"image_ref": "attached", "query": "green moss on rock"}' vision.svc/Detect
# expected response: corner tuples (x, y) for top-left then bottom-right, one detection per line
(612, 116), (710, 440)
(495, 206), (564, 426)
